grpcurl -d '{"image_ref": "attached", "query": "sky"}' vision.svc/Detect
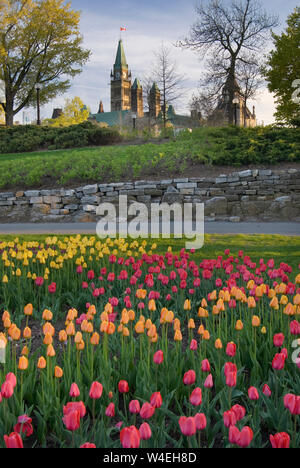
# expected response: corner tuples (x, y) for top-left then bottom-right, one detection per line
(19, 0), (298, 125)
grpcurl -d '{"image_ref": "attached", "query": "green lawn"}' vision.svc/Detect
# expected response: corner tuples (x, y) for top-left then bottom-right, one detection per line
(0, 125), (299, 190)
(2, 234), (300, 272)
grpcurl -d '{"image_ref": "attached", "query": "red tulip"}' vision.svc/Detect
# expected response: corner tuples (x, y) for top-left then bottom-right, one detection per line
(270, 432), (290, 448)
(273, 333), (285, 347)
(237, 426), (253, 448)
(178, 416), (196, 436)
(190, 339), (198, 351)
(153, 350), (164, 364)
(118, 380), (129, 393)
(1, 380), (14, 399)
(248, 386), (259, 400)
(229, 425), (240, 445)
(225, 371), (237, 388)
(80, 442), (96, 448)
(120, 426), (140, 448)
(290, 320), (300, 335)
(69, 383), (80, 398)
(263, 384), (272, 397)
(14, 415), (33, 437)
(4, 432), (23, 448)
(139, 422), (152, 440)
(105, 403), (115, 418)
(283, 393), (300, 415)
(231, 404), (246, 421)
(89, 381), (103, 399)
(150, 392), (163, 409)
(194, 413), (207, 430)
(62, 409), (81, 431)
(6, 373), (17, 388)
(140, 402), (155, 419)
(129, 400), (141, 414)
(201, 359), (211, 372)
(204, 374), (214, 388)
(223, 410), (237, 428)
(189, 387), (202, 406)
(224, 362), (237, 376)
(226, 342), (236, 357)
(63, 401), (86, 418)
(272, 353), (285, 370)
(183, 369), (196, 385)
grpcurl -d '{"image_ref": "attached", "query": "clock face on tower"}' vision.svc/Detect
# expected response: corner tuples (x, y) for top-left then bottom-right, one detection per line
(122, 71), (127, 79)
(115, 72), (120, 79)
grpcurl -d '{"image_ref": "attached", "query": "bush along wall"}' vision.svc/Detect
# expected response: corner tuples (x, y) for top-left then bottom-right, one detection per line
(0, 121), (122, 153)
(0, 168), (299, 223)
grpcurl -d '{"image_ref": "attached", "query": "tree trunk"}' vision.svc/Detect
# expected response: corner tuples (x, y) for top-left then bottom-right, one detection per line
(5, 90), (14, 126)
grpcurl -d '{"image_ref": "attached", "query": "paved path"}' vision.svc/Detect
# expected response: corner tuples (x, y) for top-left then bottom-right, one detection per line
(0, 222), (299, 236)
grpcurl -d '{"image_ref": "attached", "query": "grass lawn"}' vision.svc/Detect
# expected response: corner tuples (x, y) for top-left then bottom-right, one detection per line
(0, 126), (299, 190)
(2, 233), (300, 271)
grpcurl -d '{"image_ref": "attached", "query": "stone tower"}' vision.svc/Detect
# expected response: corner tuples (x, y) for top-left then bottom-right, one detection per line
(111, 40), (132, 111)
(149, 82), (161, 118)
(131, 78), (144, 117)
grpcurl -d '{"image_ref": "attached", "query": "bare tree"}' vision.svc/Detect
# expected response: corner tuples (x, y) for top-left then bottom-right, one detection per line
(236, 58), (265, 126)
(178, 0), (278, 123)
(148, 43), (186, 128)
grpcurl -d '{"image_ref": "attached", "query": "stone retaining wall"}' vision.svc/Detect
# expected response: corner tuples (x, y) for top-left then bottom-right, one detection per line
(0, 168), (299, 223)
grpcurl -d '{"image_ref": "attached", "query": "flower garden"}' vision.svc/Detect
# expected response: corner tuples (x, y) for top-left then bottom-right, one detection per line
(0, 235), (299, 449)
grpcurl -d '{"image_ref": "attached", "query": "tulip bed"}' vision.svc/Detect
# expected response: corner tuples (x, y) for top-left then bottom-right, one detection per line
(0, 234), (299, 448)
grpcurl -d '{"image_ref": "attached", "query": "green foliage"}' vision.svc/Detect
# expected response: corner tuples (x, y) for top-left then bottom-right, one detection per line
(0, 121), (121, 154)
(263, 7), (300, 125)
(0, 125), (298, 189)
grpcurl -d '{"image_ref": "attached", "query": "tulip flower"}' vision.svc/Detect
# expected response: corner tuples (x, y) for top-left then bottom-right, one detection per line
(194, 413), (207, 430)
(62, 409), (81, 431)
(69, 383), (80, 399)
(231, 404), (246, 421)
(129, 400), (141, 414)
(262, 384), (272, 397)
(248, 386), (259, 400)
(120, 426), (140, 448)
(273, 333), (285, 347)
(139, 422), (152, 440)
(225, 371), (237, 388)
(105, 403), (115, 418)
(204, 374), (214, 389)
(178, 416), (196, 437)
(229, 426), (240, 445)
(237, 426), (253, 448)
(80, 443), (96, 448)
(1, 380), (14, 399)
(272, 353), (286, 370)
(183, 369), (196, 385)
(89, 381), (103, 399)
(6, 373), (17, 388)
(190, 387), (202, 406)
(118, 380), (129, 393)
(283, 393), (300, 415)
(226, 342), (236, 357)
(140, 402), (155, 419)
(150, 392), (163, 409)
(4, 432), (23, 448)
(223, 410), (237, 428)
(270, 432), (290, 448)
(201, 359), (211, 372)
(63, 402), (86, 418)
(14, 415), (33, 437)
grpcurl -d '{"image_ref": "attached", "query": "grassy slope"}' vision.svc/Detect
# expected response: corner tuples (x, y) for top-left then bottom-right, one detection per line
(1, 234), (300, 272)
(0, 126), (299, 190)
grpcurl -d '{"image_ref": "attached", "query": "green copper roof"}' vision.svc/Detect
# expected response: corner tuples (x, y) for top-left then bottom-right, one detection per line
(132, 78), (142, 90)
(90, 110), (131, 126)
(114, 40), (128, 69)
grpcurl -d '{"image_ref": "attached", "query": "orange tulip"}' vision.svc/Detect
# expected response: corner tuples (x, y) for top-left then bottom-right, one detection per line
(247, 297), (256, 309)
(59, 330), (67, 342)
(174, 329), (183, 341)
(252, 315), (261, 327)
(54, 366), (63, 378)
(47, 344), (56, 357)
(23, 327), (32, 339)
(43, 333), (53, 345)
(198, 307), (209, 318)
(188, 319), (195, 329)
(184, 299), (191, 311)
(215, 338), (223, 349)
(42, 309), (53, 321)
(24, 304), (33, 316)
(18, 356), (28, 370)
(43, 322), (55, 336)
(135, 321), (145, 334)
(203, 330), (210, 341)
(90, 332), (100, 346)
(235, 320), (244, 331)
(37, 357), (47, 369)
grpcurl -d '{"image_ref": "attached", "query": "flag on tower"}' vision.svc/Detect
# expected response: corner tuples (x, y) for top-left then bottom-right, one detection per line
(120, 27), (126, 31)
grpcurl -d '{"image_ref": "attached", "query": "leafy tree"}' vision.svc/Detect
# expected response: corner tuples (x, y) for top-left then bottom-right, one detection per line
(263, 7), (300, 126)
(0, 0), (90, 126)
(49, 97), (89, 127)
